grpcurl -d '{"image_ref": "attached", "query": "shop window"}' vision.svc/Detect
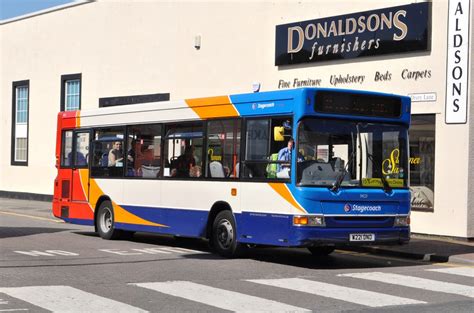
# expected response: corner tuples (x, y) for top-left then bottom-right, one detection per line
(163, 122), (203, 178)
(205, 119), (241, 178)
(126, 124), (162, 178)
(11, 80), (29, 166)
(410, 115), (436, 212)
(61, 74), (81, 111)
(243, 118), (292, 180)
(91, 128), (125, 177)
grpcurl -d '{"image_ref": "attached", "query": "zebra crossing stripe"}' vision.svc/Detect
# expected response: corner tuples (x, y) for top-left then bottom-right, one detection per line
(426, 267), (474, 278)
(247, 278), (425, 307)
(132, 281), (310, 312)
(0, 286), (147, 313)
(340, 272), (474, 298)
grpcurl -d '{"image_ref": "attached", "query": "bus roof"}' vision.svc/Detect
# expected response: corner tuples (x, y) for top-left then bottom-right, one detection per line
(59, 88), (410, 128)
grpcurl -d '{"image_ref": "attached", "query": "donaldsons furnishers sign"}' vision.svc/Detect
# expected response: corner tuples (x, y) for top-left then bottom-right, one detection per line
(275, 2), (430, 66)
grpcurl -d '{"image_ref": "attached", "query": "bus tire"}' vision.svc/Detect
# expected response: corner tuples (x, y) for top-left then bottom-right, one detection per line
(211, 210), (242, 258)
(96, 200), (121, 240)
(308, 246), (335, 256)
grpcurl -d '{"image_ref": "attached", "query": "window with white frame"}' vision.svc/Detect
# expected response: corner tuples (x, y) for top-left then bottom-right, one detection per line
(65, 79), (80, 111)
(12, 81), (29, 165)
(61, 74), (81, 111)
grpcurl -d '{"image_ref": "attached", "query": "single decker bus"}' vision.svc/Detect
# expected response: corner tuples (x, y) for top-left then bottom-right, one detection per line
(53, 88), (411, 257)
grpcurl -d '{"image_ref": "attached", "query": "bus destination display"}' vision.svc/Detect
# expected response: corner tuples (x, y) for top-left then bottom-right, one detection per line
(315, 92), (402, 118)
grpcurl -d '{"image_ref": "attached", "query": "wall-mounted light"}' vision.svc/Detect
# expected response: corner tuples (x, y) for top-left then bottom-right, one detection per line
(252, 82), (261, 93)
(194, 35), (201, 50)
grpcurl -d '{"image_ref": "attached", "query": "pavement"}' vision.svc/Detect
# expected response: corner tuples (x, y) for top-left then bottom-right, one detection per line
(1, 197), (474, 265)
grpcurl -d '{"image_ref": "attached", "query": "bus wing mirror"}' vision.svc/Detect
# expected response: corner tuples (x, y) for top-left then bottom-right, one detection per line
(274, 126), (284, 141)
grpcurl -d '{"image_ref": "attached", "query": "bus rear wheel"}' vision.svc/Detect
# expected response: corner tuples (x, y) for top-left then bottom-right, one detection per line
(308, 246), (335, 256)
(96, 200), (122, 240)
(211, 210), (242, 258)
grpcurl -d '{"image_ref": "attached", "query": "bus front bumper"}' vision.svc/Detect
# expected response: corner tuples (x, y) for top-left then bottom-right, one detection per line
(290, 227), (410, 247)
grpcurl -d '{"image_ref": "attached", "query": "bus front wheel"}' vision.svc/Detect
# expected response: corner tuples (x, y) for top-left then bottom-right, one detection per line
(211, 210), (242, 258)
(96, 200), (121, 240)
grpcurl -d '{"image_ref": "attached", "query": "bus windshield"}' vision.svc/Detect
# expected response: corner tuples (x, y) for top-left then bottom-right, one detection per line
(297, 118), (408, 189)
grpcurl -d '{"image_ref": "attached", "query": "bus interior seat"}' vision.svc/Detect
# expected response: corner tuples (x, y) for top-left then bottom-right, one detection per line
(209, 161), (225, 178)
(142, 165), (160, 178)
(100, 153), (109, 167)
(330, 157), (344, 172)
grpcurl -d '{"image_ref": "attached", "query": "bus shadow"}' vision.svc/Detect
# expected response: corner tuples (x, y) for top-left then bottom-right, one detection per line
(234, 247), (423, 270)
(72, 231), (427, 269)
(131, 233), (428, 269)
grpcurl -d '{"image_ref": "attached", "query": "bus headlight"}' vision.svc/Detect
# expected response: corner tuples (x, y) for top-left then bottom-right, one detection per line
(394, 215), (410, 227)
(293, 215), (325, 227)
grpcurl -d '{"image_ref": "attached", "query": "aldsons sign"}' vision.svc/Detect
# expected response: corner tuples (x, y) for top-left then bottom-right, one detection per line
(275, 2), (430, 66)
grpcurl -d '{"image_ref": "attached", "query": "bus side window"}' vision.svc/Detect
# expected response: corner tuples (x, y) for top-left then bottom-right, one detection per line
(73, 132), (89, 167)
(205, 119), (241, 179)
(61, 130), (73, 167)
(91, 128), (125, 178)
(126, 124), (162, 178)
(243, 118), (292, 180)
(163, 122), (203, 178)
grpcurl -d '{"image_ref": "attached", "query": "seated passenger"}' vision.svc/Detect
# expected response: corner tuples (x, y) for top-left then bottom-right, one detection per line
(175, 145), (196, 177)
(67, 151), (87, 166)
(127, 140), (137, 175)
(108, 141), (123, 167)
(189, 165), (202, 178)
(75, 151), (87, 166)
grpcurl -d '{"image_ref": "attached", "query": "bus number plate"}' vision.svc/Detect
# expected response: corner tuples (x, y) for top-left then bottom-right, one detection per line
(349, 233), (375, 242)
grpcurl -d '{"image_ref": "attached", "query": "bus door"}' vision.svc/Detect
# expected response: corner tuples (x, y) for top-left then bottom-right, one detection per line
(61, 130), (91, 203)
(71, 131), (91, 201)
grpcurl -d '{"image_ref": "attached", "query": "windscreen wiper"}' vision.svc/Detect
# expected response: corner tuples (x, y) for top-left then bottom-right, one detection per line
(331, 153), (353, 192)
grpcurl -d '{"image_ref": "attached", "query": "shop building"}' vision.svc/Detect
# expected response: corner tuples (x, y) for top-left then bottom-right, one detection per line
(0, 0), (472, 239)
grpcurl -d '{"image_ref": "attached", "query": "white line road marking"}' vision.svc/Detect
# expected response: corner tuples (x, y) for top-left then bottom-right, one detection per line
(13, 251), (56, 257)
(157, 247), (203, 254)
(0, 309), (29, 312)
(99, 247), (206, 256)
(132, 281), (310, 312)
(427, 267), (474, 278)
(0, 286), (148, 313)
(14, 250), (79, 257)
(340, 272), (474, 298)
(0, 211), (62, 223)
(130, 248), (171, 254)
(99, 248), (143, 256)
(247, 278), (425, 307)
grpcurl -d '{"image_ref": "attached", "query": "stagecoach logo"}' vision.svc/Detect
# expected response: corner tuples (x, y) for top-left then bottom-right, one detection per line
(252, 102), (276, 110)
(344, 203), (383, 213)
(344, 204), (352, 212)
(275, 2), (430, 65)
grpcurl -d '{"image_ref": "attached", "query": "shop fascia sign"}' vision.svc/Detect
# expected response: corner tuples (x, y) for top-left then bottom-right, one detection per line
(275, 2), (430, 66)
(445, 0), (470, 124)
